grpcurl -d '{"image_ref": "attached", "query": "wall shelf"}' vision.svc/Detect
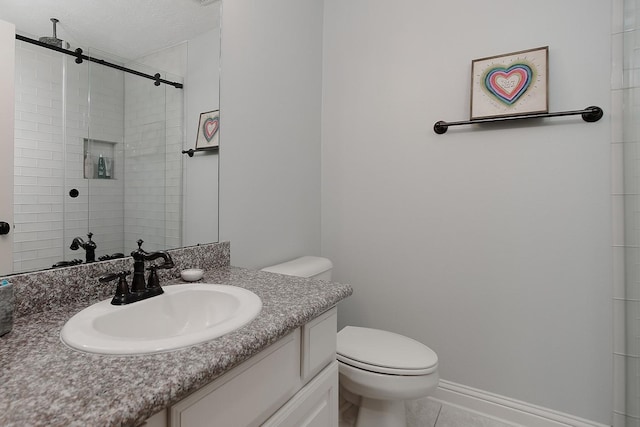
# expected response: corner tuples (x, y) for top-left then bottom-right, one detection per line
(433, 106), (603, 134)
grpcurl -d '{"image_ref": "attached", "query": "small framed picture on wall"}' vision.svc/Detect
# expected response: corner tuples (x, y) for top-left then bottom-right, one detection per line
(470, 46), (548, 120)
(195, 110), (220, 150)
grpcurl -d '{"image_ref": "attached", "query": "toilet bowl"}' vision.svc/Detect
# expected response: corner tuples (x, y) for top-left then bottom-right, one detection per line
(261, 256), (439, 427)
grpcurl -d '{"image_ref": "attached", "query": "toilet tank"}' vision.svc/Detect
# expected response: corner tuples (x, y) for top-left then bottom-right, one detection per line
(261, 256), (333, 281)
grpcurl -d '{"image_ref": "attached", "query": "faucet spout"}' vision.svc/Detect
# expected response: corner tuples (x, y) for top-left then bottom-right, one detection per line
(69, 237), (83, 250)
(143, 250), (175, 269)
(69, 232), (96, 263)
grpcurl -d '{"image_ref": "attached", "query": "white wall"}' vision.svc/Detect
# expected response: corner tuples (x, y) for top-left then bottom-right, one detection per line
(184, 28), (220, 247)
(219, 0), (323, 268)
(322, 0), (612, 424)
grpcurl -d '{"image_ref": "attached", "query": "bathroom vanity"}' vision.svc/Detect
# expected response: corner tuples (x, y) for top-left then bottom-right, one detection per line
(0, 242), (353, 426)
(146, 308), (339, 427)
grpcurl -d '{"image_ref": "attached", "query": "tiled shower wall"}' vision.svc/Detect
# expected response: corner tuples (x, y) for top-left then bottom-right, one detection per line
(12, 40), (125, 272)
(123, 46), (184, 254)
(614, 0), (640, 425)
(79, 53), (126, 261)
(13, 41), (65, 272)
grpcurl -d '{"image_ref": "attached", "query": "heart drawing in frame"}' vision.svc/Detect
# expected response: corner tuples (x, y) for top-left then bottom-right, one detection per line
(195, 110), (220, 149)
(203, 117), (219, 142)
(470, 46), (548, 120)
(484, 64), (532, 106)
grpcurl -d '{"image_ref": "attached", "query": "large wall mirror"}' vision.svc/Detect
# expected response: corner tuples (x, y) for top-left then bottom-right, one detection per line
(0, 0), (221, 275)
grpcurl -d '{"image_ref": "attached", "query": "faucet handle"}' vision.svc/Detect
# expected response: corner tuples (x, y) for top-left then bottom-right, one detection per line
(131, 239), (147, 259)
(146, 265), (161, 291)
(144, 265), (165, 297)
(99, 270), (132, 305)
(86, 232), (96, 249)
(99, 271), (122, 283)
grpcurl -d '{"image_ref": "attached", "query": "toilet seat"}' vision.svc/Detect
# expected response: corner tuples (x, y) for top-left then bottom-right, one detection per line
(337, 353), (437, 376)
(337, 326), (438, 376)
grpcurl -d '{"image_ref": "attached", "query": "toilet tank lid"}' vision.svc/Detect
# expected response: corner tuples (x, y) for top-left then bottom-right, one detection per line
(261, 256), (333, 278)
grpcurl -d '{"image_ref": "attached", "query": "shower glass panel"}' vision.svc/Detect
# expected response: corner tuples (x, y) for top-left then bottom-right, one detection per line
(61, 43), (93, 265)
(13, 38), (89, 272)
(85, 47), (183, 259)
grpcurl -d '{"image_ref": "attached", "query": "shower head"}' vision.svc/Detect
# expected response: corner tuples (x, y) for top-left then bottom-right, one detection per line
(39, 18), (69, 49)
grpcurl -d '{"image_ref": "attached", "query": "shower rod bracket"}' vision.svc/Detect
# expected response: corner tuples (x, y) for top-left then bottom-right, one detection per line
(433, 106), (603, 134)
(74, 48), (83, 64)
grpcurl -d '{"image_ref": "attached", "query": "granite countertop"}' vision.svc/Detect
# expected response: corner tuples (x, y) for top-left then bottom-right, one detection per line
(0, 266), (352, 427)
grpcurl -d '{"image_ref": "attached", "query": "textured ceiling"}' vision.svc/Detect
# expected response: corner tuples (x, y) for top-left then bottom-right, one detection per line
(0, 0), (221, 60)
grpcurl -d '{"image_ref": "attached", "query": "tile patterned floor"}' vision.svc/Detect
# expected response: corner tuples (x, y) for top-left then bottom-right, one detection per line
(407, 398), (519, 427)
(340, 393), (519, 427)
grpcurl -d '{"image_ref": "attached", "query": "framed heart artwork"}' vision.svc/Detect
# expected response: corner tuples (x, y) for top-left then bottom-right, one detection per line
(195, 110), (220, 150)
(470, 46), (548, 120)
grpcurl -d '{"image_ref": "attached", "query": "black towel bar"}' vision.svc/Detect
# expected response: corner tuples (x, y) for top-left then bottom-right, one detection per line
(433, 106), (603, 134)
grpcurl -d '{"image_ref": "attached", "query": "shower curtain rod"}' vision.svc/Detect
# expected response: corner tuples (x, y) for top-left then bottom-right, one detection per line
(15, 34), (183, 89)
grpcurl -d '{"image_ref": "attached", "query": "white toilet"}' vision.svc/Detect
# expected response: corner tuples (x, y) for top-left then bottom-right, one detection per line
(262, 256), (439, 427)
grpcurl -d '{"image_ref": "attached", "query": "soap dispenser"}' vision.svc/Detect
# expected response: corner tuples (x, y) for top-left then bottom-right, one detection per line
(84, 152), (93, 179)
(97, 154), (106, 178)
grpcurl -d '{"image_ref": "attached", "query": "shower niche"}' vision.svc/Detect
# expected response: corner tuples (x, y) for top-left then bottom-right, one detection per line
(83, 139), (117, 179)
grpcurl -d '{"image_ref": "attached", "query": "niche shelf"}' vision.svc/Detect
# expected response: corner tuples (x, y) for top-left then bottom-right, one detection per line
(83, 138), (117, 179)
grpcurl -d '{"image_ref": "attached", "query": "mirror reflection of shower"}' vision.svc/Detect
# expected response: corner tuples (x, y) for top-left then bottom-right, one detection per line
(38, 18), (69, 49)
(12, 25), (184, 273)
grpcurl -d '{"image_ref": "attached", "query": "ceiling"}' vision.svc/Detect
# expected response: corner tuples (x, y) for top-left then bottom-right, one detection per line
(0, 0), (221, 60)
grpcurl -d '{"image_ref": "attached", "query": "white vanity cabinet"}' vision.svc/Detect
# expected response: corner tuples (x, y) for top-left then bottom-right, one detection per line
(143, 307), (338, 427)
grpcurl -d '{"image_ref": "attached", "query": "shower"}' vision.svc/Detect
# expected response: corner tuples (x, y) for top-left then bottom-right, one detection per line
(38, 18), (69, 49)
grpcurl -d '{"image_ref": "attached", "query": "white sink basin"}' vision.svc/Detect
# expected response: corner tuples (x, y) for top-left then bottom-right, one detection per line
(61, 283), (262, 355)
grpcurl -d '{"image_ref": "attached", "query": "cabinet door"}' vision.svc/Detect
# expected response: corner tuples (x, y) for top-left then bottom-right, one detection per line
(170, 331), (301, 427)
(302, 307), (337, 383)
(263, 361), (339, 427)
(0, 19), (15, 276)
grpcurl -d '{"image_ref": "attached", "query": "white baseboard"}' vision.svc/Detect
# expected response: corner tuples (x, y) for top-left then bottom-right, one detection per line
(430, 380), (610, 427)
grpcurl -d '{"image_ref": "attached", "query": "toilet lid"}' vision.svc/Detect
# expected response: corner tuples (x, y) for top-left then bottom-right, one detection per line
(337, 326), (438, 376)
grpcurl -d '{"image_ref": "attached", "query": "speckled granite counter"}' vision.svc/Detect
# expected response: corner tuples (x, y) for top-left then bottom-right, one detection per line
(0, 245), (352, 426)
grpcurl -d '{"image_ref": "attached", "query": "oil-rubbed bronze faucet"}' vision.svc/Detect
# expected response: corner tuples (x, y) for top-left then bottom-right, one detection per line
(99, 239), (175, 305)
(99, 271), (132, 305)
(70, 232), (96, 263)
